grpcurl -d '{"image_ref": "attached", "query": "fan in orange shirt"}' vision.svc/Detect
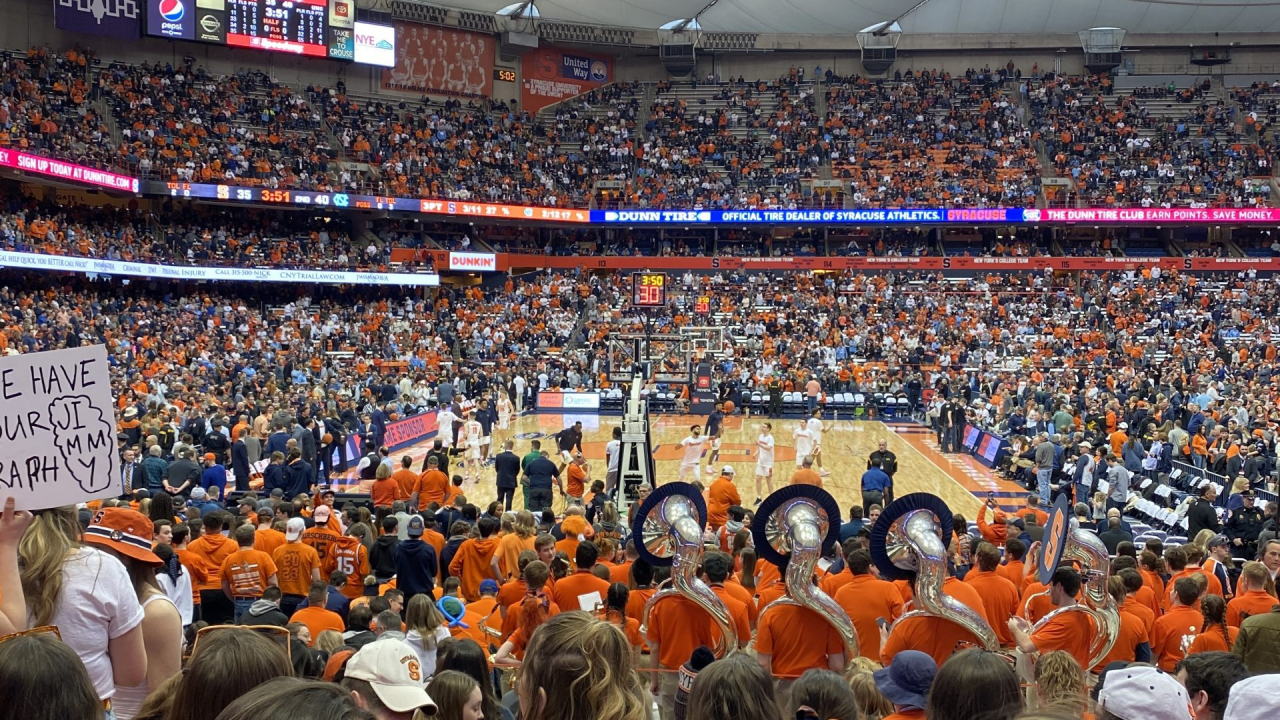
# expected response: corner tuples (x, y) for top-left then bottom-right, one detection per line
(1185, 594), (1239, 656)
(706, 467), (742, 530)
(448, 516), (502, 602)
(289, 581), (345, 645)
(832, 547), (905, 659)
(494, 561), (560, 664)
(1152, 577), (1204, 672)
(1227, 562), (1279, 627)
(964, 543), (1022, 647)
(330, 530), (371, 600)
(1008, 567), (1095, 671)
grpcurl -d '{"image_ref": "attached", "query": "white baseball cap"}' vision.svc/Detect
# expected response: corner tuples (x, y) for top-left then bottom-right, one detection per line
(313, 505), (332, 524)
(345, 639), (437, 714)
(721, 465), (735, 475)
(1224, 675), (1280, 720)
(1097, 666), (1193, 720)
(1119, 422), (1129, 430)
(285, 517), (306, 542)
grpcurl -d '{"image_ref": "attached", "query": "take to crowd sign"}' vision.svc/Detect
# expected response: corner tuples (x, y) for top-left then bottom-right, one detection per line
(0, 345), (120, 510)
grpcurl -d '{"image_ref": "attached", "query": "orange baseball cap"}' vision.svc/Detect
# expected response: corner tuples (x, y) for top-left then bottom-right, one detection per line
(204, 452), (216, 462)
(84, 507), (161, 565)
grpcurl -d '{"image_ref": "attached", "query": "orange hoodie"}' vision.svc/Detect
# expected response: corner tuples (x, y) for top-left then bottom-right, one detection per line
(449, 536), (500, 602)
(331, 536), (371, 599)
(187, 533), (236, 590)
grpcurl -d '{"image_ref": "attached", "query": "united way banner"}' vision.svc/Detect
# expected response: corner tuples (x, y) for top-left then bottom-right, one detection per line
(55, 0), (143, 39)
(520, 45), (613, 112)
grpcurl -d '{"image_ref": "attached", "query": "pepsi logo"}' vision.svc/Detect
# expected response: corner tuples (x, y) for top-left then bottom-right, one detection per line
(159, 0), (184, 22)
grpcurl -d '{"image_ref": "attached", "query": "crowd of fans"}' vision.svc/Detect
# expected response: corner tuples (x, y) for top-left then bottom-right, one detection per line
(12, 46), (1275, 212)
(826, 70), (1042, 207)
(1029, 74), (1275, 208)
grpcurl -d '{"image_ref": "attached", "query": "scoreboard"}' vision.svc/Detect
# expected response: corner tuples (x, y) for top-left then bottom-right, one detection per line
(632, 272), (668, 307)
(144, 0), (387, 63)
(226, 0), (329, 57)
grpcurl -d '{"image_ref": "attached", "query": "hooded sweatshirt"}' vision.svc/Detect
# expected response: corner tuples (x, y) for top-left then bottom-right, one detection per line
(395, 538), (438, 597)
(241, 599), (289, 627)
(369, 534), (401, 581)
(186, 532), (236, 590)
(440, 533), (469, 581)
(448, 536), (500, 602)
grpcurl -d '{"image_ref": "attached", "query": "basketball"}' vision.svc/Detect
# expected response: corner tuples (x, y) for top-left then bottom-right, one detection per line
(723, 400), (735, 414)
(322, 433), (333, 444)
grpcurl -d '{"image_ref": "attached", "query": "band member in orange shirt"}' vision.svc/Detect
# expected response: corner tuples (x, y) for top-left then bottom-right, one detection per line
(1009, 567), (1094, 670)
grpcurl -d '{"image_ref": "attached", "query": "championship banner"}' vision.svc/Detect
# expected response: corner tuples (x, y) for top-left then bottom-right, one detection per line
(0, 346), (120, 510)
(56, 0), (142, 39)
(381, 22), (494, 98)
(520, 45), (613, 112)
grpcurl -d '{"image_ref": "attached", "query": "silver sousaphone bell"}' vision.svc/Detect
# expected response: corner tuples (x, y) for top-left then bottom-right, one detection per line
(753, 484), (859, 664)
(631, 481), (738, 657)
(869, 492), (999, 651)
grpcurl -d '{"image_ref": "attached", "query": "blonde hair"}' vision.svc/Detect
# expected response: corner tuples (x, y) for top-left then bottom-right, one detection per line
(19, 507), (82, 626)
(314, 630), (344, 654)
(1191, 529), (1216, 553)
(1034, 651), (1087, 714)
(518, 612), (646, 720)
(406, 594), (446, 651)
(514, 510), (537, 539)
(847, 671), (893, 720)
(376, 463), (391, 480)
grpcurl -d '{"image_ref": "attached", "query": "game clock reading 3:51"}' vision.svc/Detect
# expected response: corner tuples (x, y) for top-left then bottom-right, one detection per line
(632, 272), (667, 307)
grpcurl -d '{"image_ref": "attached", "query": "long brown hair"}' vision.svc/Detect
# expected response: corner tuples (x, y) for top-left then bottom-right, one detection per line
(517, 612), (646, 720)
(166, 629), (293, 720)
(427, 670), (480, 720)
(405, 594), (445, 652)
(1199, 593), (1232, 649)
(18, 507), (81, 626)
(0, 632), (101, 720)
(686, 653), (779, 720)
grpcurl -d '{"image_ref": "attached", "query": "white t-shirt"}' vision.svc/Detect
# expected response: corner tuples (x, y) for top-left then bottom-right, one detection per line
(805, 417), (825, 446)
(437, 410), (458, 442)
(681, 435), (706, 465)
(756, 433), (775, 468)
(606, 439), (621, 473)
(793, 426), (815, 458)
(405, 625), (454, 680)
(157, 568), (194, 626)
(42, 548), (145, 700)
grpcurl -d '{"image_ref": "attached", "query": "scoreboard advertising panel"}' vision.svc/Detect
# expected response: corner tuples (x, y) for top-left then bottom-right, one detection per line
(145, 0), (390, 64)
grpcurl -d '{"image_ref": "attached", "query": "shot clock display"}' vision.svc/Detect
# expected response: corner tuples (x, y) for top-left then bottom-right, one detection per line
(632, 272), (668, 307)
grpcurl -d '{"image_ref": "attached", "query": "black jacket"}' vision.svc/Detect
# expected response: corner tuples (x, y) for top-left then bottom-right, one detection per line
(1186, 497), (1222, 539)
(231, 440), (251, 491)
(868, 450), (899, 476)
(440, 534), (467, 579)
(369, 535), (400, 580)
(494, 451), (521, 490)
(1227, 506), (1265, 549)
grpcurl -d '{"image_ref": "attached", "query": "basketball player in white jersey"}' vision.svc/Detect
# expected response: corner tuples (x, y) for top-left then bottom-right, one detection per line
(677, 425), (707, 483)
(437, 403), (459, 450)
(496, 392), (513, 442)
(806, 408), (834, 476)
(463, 411), (483, 482)
(792, 423), (815, 470)
(754, 422), (775, 505)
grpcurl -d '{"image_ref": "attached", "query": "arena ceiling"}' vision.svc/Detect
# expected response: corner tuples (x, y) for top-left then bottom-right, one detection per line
(440, 0), (1280, 35)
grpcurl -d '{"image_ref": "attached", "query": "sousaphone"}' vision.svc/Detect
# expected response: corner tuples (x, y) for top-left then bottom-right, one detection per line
(631, 482), (738, 656)
(869, 493), (999, 651)
(1011, 495), (1119, 668)
(752, 484), (859, 663)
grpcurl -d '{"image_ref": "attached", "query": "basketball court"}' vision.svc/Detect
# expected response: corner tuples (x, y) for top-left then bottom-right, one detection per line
(332, 412), (1029, 519)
